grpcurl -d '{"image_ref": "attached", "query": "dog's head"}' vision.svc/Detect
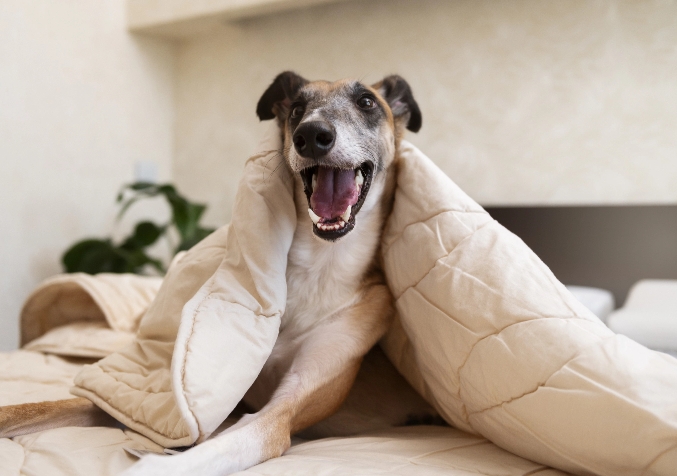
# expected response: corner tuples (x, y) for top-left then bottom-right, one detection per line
(257, 72), (421, 242)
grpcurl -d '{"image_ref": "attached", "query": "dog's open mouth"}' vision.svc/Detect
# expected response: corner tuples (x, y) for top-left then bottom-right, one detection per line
(300, 162), (374, 241)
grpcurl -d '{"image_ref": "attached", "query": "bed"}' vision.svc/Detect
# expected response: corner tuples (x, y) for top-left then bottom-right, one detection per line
(2, 137), (676, 476)
(1, 281), (568, 476)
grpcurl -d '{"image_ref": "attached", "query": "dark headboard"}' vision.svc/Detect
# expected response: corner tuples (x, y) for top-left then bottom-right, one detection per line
(484, 205), (677, 306)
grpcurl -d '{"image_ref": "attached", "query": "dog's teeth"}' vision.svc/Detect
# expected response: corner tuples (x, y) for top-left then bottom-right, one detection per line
(355, 170), (364, 186)
(308, 208), (321, 224)
(312, 173), (317, 191)
(341, 206), (351, 222)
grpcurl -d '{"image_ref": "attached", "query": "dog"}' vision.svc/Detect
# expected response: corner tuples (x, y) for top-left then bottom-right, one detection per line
(1, 72), (438, 475)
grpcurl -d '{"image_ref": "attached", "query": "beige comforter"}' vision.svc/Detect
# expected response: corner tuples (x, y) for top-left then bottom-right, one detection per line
(3, 124), (676, 475)
(1, 347), (567, 475)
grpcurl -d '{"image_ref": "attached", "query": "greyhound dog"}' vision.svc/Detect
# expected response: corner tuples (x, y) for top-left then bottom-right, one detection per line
(1, 72), (438, 475)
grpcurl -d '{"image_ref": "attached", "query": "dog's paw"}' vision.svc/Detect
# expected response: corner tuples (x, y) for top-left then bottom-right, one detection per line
(121, 453), (179, 476)
(122, 449), (237, 476)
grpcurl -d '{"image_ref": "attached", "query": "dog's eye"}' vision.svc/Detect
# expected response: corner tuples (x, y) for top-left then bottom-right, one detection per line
(357, 96), (375, 109)
(290, 105), (305, 118)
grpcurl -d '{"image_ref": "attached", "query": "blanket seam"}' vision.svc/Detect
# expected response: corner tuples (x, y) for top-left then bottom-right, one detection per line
(456, 314), (585, 379)
(74, 382), (187, 440)
(481, 401), (590, 473)
(407, 439), (488, 462)
(390, 220), (494, 301)
(196, 296), (280, 318)
(178, 274), (217, 440)
(521, 467), (554, 476)
(403, 284), (585, 427)
(382, 209), (489, 256)
(465, 333), (617, 418)
(639, 439), (677, 476)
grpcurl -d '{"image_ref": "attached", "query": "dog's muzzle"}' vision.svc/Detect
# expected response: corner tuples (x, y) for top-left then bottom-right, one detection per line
(300, 162), (374, 241)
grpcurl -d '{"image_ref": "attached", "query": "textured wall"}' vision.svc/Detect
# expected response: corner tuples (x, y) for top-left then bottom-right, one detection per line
(0, 1), (175, 350)
(174, 0), (677, 228)
(3, 0), (674, 349)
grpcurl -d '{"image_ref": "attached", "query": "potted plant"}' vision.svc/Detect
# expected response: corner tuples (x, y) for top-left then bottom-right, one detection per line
(62, 182), (215, 275)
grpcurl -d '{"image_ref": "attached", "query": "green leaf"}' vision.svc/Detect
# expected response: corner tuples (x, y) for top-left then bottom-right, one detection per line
(176, 227), (215, 252)
(128, 221), (164, 248)
(129, 182), (157, 191)
(64, 181), (212, 276)
(111, 245), (166, 275)
(116, 182), (163, 219)
(62, 239), (126, 274)
(159, 187), (207, 242)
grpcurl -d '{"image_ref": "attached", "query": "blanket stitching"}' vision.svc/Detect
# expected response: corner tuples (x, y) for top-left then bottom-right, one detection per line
(177, 199), (285, 441)
(406, 438), (488, 462)
(85, 302), (279, 441)
(440, 262), (581, 327)
(478, 399), (598, 474)
(76, 374), (189, 440)
(178, 273), (217, 440)
(463, 343), (636, 476)
(246, 149), (278, 165)
(398, 258), (592, 427)
(103, 371), (174, 392)
(390, 219), (495, 301)
(639, 439), (677, 476)
(393, 236), (528, 312)
(455, 314), (584, 380)
(392, 157), (486, 221)
(382, 209), (489, 256)
(521, 467), (555, 475)
(465, 333), (617, 418)
(404, 284), (584, 427)
(194, 296), (281, 318)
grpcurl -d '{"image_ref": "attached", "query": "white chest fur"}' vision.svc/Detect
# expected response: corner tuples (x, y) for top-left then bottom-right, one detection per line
(245, 176), (387, 409)
(281, 179), (384, 338)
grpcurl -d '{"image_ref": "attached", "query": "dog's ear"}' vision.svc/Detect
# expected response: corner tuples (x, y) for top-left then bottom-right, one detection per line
(256, 71), (309, 121)
(373, 75), (422, 133)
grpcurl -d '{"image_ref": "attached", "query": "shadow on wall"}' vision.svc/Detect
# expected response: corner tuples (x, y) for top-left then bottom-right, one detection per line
(486, 205), (677, 306)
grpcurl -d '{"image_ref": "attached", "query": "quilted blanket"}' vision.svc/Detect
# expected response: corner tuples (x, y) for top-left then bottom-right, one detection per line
(69, 125), (677, 475)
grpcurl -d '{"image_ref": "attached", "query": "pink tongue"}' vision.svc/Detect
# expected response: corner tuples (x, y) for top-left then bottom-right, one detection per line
(310, 166), (359, 219)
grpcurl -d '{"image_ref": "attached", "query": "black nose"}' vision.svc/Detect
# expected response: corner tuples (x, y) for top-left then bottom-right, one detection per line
(293, 121), (335, 159)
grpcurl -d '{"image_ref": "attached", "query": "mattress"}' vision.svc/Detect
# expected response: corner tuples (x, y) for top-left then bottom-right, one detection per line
(0, 348), (569, 476)
(4, 134), (676, 475)
(1, 320), (570, 475)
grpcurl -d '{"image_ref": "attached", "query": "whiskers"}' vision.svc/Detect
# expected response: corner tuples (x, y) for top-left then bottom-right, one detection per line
(331, 144), (380, 173)
(355, 144), (379, 168)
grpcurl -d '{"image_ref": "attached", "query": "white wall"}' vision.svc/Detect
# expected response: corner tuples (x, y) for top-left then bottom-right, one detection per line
(174, 0), (677, 228)
(0, 1), (175, 350)
(2, 0), (676, 350)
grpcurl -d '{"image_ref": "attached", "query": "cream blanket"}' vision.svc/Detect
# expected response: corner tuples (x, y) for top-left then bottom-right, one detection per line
(67, 126), (677, 475)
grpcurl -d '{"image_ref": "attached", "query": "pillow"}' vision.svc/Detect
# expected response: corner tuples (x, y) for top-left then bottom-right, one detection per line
(607, 279), (677, 352)
(565, 285), (615, 323)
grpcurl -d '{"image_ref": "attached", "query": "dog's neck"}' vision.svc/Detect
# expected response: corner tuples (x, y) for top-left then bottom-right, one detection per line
(281, 159), (396, 336)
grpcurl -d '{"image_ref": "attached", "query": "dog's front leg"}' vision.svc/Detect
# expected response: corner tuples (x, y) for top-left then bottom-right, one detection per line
(122, 283), (393, 476)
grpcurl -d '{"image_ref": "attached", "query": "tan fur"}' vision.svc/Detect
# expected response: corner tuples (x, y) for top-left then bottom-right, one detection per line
(0, 397), (115, 438)
(241, 280), (395, 437)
